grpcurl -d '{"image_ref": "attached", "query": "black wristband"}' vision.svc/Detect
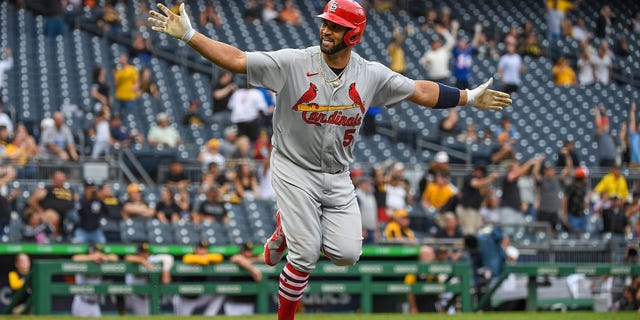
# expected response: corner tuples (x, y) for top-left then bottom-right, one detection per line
(434, 83), (460, 109)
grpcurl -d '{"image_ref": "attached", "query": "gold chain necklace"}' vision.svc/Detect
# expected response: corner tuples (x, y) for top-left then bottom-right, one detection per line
(318, 53), (348, 88)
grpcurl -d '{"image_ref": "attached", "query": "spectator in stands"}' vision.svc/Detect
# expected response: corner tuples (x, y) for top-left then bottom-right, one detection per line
(594, 104), (618, 167)
(261, 0), (278, 23)
(228, 82), (269, 142)
(631, 10), (640, 34)
(243, 0), (261, 23)
(551, 56), (577, 87)
(545, 0), (571, 43)
(147, 112), (182, 148)
(457, 166), (499, 235)
(7, 253), (32, 315)
(257, 152), (275, 201)
(521, 33), (544, 58)
(73, 179), (108, 244)
(0, 48), (13, 99)
(212, 71), (237, 115)
(563, 166), (589, 235)
(613, 286), (640, 311)
(0, 188), (11, 237)
(594, 165), (629, 201)
(555, 140), (580, 169)
(134, 2), (151, 29)
(98, 2), (121, 38)
(405, 246), (439, 313)
(517, 160), (539, 219)
(385, 162), (413, 215)
(138, 67), (159, 98)
(536, 160), (572, 232)
(164, 160), (190, 190)
(91, 107), (113, 159)
(154, 187), (181, 224)
(175, 188), (193, 221)
(387, 32), (407, 75)
(252, 129), (271, 162)
(131, 34), (153, 66)
(436, 212), (463, 239)
(22, 207), (55, 243)
(195, 186), (229, 224)
(98, 182), (122, 222)
(109, 114), (145, 147)
(181, 100), (205, 127)
(278, 0), (300, 25)
(497, 42), (524, 94)
(601, 195), (630, 236)
(614, 36), (631, 58)
(591, 42), (613, 86)
(200, 162), (225, 193)
(420, 23), (456, 83)
(228, 135), (252, 166)
(124, 243), (174, 315)
(70, 244), (118, 317)
(571, 18), (591, 42)
(0, 101), (13, 136)
(91, 66), (111, 111)
(422, 173), (455, 212)
(384, 209), (417, 244)
(122, 183), (155, 220)
(576, 47), (595, 86)
(199, 138), (226, 171)
(226, 242), (266, 315)
(219, 125), (239, 159)
(438, 109), (460, 139)
(113, 54), (139, 119)
(356, 175), (378, 244)
(452, 24), (482, 90)
(420, 8), (438, 32)
(27, 170), (75, 238)
(499, 157), (543, 224)
(595, 5), (615, 39)
(457, 121), (479, 144)
(39, 111), (78, 161)
(629, 101), (640, 167)
(199, 2), (222, 28)
(175, 241), (225, 316)
(490, 133), (516, 165)
(233, 160), (259, 199)
(418, 151), (451, 195)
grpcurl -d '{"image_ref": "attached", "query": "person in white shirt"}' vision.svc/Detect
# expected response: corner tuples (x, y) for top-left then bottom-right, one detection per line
(147, 112), (182, 148)
(419, 23), (456, 83)
(0, 48), (13, 95)
(91, 108), (113, 158)
(497, 43), (524, 94)
(591, 42), (612, 85)
(198, 138), (226, 171)
(0, 101), (13, 136)
(228, 82), (269, 141)
(577, 48), (595, 86)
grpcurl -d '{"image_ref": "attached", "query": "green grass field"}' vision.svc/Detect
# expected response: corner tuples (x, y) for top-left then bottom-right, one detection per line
(2, 313), (638, 320)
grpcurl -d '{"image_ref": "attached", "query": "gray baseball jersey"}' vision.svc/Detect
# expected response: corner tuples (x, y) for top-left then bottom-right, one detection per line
(247, 46), (414, 173)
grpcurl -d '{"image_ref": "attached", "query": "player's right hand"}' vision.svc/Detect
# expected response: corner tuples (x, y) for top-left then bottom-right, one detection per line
(148, 3), (195, 42)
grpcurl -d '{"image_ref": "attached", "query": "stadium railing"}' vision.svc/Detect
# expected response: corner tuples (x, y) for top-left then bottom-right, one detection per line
(30, 259), (473, 315)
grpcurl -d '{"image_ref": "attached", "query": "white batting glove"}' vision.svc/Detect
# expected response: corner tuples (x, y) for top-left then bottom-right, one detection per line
(465, 78), (512, 111)
(148, 3), (196, 43)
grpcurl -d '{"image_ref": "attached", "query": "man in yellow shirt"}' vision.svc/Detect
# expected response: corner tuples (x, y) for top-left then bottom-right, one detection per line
(421, 173), (455, 211)
(114, 54), (139, 118)
(384, 209), (416, 244)
(552, 57), (577, 87)
(387, 33), (407, 75)
(594, 166), (629, 200)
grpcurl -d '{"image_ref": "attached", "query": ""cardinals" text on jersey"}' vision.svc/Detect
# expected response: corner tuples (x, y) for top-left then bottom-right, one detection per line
(302, 110), (362, 127)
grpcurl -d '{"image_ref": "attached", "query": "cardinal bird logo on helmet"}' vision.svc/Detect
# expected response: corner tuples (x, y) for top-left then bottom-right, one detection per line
(348, 83), (365, 114)
(292, 83), (318, 110)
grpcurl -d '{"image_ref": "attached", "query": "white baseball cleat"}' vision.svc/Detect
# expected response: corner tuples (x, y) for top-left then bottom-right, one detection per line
(264, 211), (287, 266)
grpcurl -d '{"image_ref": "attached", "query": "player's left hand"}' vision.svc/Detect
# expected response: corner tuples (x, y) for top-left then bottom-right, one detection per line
(148, 3), (195, 42)
(466, 78), (512, 111)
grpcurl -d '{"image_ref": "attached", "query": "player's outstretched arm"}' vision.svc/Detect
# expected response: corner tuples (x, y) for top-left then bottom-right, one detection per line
(148, 3), (247, 74)
(409, 78), (511, 111)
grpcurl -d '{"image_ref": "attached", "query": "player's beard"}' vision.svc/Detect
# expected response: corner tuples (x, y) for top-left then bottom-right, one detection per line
(320, 38), (348, 55)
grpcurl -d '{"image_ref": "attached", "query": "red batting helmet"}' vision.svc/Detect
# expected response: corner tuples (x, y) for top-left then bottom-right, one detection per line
(317, 0), (367, 47)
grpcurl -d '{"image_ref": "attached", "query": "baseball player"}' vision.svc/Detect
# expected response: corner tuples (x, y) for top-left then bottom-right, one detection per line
(148, 1), (511, 319)
(123, 243), (174, 315)
(70, 244), (119, 317)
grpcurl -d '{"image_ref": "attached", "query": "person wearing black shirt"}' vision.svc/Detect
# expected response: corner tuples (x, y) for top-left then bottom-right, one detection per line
(165, 160), (190, 190)
(73, 180), (108, 244)
(7, 253), (32, 314)
(27, 170), (75, 238)
(456, 166), (499, 235)
(212, 71), (236, 114)
(155, 187), (182, 223)
(602, 196), (630, 236)
(181, 100), (206, 127)
(195, 187), (228, 224)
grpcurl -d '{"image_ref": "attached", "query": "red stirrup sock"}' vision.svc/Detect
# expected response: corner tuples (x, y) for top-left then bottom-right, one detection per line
(278, 263), (309, 320)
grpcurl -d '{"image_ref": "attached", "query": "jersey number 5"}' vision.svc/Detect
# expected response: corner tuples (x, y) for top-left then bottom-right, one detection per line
(343, 129), (356, 147)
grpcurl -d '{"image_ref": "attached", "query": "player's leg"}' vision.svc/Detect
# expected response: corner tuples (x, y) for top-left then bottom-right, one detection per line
(320, 172), (363, 266)
(264, 210), (287, 266)
(173, 295), (197, 315)
(202, 294), (226, 315)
